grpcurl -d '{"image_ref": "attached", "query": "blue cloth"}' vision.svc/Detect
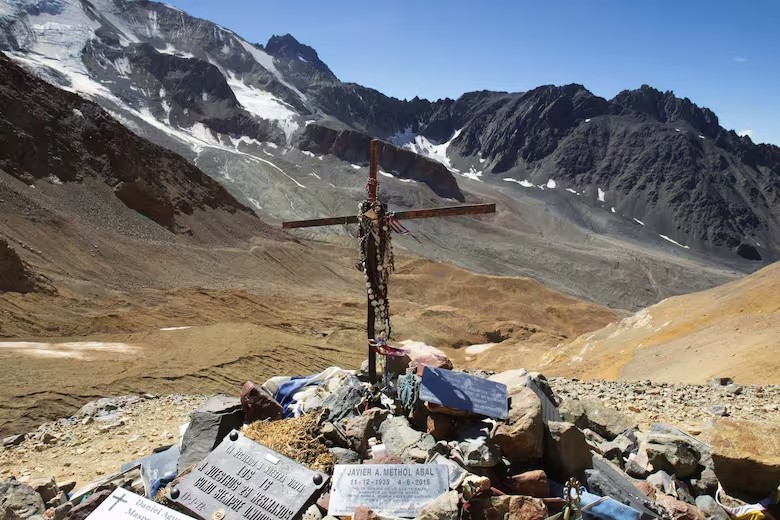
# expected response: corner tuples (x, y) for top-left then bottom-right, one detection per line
(274, 375), (321, 417)
(580, 489), (641, 520)
(150, 474), (176, 500)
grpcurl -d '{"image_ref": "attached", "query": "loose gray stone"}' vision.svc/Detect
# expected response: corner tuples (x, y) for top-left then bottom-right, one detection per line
(641, 433), (701, 479)
(2, 434), (24, 447)
(378, 416), (435, 463)
(710, 405), (729, 417)
(0, 479), (46, 520)
(328, 447), (361, 465)
(544, 421), (593, 481)
(177, 394), (243, 472)
(457, 421), (501, 468)
(695, 496), (730, 520)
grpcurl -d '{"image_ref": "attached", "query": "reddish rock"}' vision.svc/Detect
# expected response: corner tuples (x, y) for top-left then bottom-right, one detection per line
(240, 381), (282, 423)
(316, 492), (330, 514)
(710, 419), (780, 496)
(69, 490), (111, 520)
(364, 454), (404, 464)
(504, 470), (549, 498)
(410, 355), (454, 376)
(492, 387), (544, 463)
(634, 481), (658, 500)
(470, 495), (548, 520)
(427, 413), (456, 440)
(656, 495), (707, 520)
(353, 505), (379, 520)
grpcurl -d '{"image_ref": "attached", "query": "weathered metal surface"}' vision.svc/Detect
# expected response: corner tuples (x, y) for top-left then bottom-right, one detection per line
(328, 464), (449, 517)
(281, 203), (496, 229)
(419, 367), (509, 420)
(170, 431), (327, 520)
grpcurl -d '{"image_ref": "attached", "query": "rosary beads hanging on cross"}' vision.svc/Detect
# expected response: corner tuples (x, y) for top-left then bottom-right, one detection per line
(282, 139), (496, 383)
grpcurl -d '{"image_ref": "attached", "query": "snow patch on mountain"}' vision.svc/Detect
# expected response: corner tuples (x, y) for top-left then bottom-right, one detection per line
(659, 235), (690, 249)
(389, 127), (463, 172)
(504, 178), (534, 188)
(234, 37), (307, 102)
(226, 73), (299, 138)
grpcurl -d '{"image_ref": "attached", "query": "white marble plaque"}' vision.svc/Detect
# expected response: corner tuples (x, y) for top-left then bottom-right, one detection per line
(328, 464), (449, 517)
(86, 488), (194, 520)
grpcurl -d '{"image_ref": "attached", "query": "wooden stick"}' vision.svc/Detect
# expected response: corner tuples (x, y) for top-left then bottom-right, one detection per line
(368, 139), (378, 202)
(281, 203), (496, 229)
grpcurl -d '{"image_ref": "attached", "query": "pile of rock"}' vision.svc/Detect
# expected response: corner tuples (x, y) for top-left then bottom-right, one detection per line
(1, 355), (778, 520)
(549, 377), (780, 426)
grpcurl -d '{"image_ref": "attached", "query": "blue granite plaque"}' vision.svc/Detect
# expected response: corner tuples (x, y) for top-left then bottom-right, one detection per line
(419, 367), (508, 420)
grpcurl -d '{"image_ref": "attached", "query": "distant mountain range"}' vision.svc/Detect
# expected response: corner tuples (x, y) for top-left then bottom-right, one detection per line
(1, 0), (777, 309)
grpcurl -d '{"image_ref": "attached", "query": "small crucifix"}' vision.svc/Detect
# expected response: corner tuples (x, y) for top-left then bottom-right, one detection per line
(282, 139), (496, 383)
(107, 492), (129, 511)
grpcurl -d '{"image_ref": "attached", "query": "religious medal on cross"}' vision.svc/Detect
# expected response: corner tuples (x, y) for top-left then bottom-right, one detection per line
(283, 139), (496, 383)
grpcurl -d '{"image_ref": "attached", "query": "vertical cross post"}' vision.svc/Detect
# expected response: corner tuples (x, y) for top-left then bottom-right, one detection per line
(366, 139), (379, 383)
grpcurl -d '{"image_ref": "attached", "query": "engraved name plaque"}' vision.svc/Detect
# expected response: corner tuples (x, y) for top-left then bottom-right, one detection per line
(419, 367), (508, 420)
(328, 464), (449, 517)
(170, 431), (328, 520)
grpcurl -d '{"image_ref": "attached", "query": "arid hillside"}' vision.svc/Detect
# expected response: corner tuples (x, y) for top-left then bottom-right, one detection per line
(534, 262), (780, 383)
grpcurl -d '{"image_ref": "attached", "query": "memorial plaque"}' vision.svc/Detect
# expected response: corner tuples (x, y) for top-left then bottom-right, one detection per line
(419, 367), (508, 420)
(170, 431), (328, 520)
(86, 487), (194, 520)
(329, 464), (449, 517)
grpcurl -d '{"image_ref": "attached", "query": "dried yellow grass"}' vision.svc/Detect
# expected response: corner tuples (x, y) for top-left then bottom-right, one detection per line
(244, 413), (336, 473)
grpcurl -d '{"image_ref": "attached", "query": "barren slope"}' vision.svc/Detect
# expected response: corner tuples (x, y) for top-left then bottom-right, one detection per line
(534, 262), (780, 383)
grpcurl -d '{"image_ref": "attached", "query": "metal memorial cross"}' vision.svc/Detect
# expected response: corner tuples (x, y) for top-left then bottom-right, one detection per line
(282, 139), (496, 383)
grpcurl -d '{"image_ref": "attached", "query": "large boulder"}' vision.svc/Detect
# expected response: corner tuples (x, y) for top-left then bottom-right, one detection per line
(0, 479), (45, 520)
(177, 394), (243, 472)
(469, 495), (548, 520)
(560, 399), (637, 440)
(240, 381), (282, 423)
(709, 419), (780, 496)
(544, 421), (593, 481)
(492, 387), (544, 463)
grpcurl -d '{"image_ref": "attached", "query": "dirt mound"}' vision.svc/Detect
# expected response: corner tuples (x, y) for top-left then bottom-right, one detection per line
(538, 262), (780, 384)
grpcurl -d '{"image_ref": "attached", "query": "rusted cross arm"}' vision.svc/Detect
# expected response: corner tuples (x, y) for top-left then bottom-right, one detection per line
(281, 203), (496, 229)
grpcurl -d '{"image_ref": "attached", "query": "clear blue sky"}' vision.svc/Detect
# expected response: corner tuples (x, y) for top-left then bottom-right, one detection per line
(168, 0), (780, 145)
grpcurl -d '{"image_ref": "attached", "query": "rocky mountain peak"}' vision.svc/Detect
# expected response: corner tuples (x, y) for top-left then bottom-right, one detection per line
(264, 33), (338, 83)
(611, 84), (721, 137)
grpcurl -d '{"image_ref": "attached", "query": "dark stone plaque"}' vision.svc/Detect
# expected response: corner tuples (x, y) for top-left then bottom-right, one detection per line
(170, 431), (328, 520)
(419, 367), (508, 420)
(328, 464), (449, 517)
